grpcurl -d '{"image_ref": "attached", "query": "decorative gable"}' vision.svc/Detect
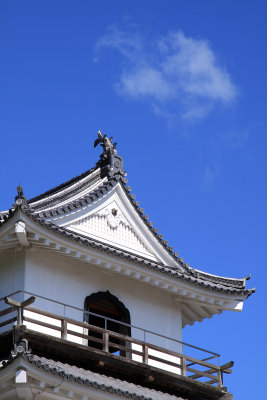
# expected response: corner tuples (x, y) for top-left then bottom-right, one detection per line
(41, 177), (188, 268)
(66, 200), (156, 260)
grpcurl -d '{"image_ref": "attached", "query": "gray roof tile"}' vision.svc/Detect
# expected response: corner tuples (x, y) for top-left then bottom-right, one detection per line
(22, 353), (187, 400)
(0, 137), (254, 297)
(24, 210), (254, 297)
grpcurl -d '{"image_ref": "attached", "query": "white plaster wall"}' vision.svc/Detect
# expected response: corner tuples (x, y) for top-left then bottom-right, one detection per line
(0, 249), (25, 333)
(0, 249), (25, 302)
(24, 248), (183, 353)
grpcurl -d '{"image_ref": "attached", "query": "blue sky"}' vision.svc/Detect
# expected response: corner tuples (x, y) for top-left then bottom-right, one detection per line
(0, 1), (266, 398)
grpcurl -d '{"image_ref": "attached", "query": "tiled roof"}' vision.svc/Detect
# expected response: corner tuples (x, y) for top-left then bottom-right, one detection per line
(0, 204), (253, 296)
(28, 165), (98, 205)
(0, 210), (10, 222)
(0, 135), (254, 297)
(1, 353), (187, 400)
(23, 147), (187, 269)
(30, 176), (185, 266)
(32, 174), (120, 215)
(25, 211), (253, 297)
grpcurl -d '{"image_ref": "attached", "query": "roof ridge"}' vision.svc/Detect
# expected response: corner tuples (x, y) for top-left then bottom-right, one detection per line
(28, 166), (98, 204)
(33, 175), (120, 217)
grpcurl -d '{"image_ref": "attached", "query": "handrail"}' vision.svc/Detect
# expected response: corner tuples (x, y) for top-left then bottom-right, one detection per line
(0, 290), (220, 358)
(0, 303), (230, 387)
(24, 305), (217, 366)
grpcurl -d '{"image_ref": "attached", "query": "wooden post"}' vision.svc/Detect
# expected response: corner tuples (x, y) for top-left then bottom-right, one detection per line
(17, 306), (22, 326)
(61, 319), (67, 340)
(4, 296), (35, 327)
(182, 356), (187, 377)
(217, 369), (223, 388)
(143, 345), (148, 364)
(103, 332), (109, 352)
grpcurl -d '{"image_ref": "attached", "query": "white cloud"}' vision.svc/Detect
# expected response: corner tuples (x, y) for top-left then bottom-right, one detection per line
(119, 67), (174, 101)
(95, 28), (238, 120)
(95, 26), (143, 62)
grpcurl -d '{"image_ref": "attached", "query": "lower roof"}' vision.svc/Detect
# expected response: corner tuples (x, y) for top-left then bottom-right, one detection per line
(1, 353), (186, 400)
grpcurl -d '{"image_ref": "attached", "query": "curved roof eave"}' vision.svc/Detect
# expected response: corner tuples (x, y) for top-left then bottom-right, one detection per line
(12, 208), (253, 298)
(0, 133), (254, 298)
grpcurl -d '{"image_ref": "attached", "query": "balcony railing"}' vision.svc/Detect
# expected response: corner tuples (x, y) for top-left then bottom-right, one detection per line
(0, 291), (233, 388)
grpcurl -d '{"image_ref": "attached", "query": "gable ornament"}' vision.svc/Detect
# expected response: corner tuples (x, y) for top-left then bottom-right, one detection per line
(105, 208), (121, 229)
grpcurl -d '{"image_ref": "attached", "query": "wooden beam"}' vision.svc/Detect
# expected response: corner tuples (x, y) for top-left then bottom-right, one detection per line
(4, 296), (35, 309)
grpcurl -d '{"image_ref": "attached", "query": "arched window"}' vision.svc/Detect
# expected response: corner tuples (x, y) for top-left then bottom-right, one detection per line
(84, 291), (131, 355)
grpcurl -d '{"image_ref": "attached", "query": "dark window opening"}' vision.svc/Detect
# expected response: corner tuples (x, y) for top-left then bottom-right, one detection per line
(84, 291), (131, 356)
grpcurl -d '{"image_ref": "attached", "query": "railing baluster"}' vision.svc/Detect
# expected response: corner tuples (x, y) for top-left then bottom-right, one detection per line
(142, 344), (148, 364)
(61, 319), (67, 340)
(182, 356), (187, 377)
(103, 332), (109, 352)
(17, 306), (22, 326)
(217, 369), (223, 388)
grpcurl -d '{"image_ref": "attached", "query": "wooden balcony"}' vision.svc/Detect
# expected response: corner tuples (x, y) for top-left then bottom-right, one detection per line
(0, 292), (233, 399)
